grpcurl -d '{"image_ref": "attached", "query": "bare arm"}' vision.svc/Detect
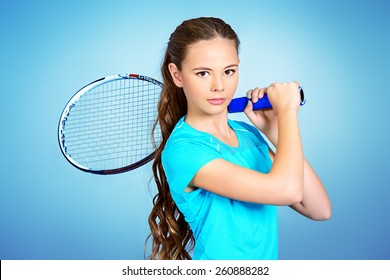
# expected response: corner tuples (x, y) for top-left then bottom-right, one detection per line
(243, 83), (331, 220)
(269, 150), (332, 220)
(191, 82), (303, 206)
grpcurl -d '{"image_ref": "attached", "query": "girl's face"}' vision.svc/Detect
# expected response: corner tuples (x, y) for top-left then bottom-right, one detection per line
(169, 38), (239, 118)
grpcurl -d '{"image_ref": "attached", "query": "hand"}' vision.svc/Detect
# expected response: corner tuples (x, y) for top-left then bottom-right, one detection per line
(244, 82), (301, 145)
(244, 87), (278, 145)
(266, 82), (301, 115)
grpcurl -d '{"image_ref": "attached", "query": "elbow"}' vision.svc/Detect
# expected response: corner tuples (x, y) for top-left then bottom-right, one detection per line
(283, 182), (303, 205)
(269, 171), (303, 205)
(285, 173), (304, 205)
(311, 204), (332, 221)
(289, 189), (303, 205)
(314, 194), (333, 221)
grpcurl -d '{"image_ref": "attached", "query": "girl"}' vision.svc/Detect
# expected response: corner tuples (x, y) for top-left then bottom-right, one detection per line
(147, 17), (331, 260)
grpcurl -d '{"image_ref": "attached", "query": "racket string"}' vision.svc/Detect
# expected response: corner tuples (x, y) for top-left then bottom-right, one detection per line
(62, 77), (162, 171)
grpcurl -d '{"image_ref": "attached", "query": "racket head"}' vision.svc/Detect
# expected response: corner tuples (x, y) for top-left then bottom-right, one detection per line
(58, 74), (162, 174)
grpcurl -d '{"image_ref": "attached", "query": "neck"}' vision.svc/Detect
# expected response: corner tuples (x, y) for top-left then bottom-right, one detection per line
(185, 110), (231, 137)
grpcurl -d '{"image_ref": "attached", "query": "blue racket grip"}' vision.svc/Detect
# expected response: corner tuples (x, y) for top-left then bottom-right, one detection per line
(228, 87), (306, 113)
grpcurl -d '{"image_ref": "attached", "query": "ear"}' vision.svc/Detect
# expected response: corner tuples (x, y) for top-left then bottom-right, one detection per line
(168, 63), (183, 88)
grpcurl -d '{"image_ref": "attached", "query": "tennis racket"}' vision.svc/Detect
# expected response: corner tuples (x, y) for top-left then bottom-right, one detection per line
(227, 87), (306, 113)
(58, 73), (306, 175)
(58, 74), (162, 174)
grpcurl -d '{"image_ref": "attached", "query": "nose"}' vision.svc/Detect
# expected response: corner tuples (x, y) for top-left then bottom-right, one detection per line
(211, 75), (224, 92)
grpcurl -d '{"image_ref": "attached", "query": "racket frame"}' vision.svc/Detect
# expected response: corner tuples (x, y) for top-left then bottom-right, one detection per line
(58, 74), (162, 175)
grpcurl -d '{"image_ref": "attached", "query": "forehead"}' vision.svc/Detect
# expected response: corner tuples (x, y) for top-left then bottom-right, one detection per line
(183, 38), (239, 67)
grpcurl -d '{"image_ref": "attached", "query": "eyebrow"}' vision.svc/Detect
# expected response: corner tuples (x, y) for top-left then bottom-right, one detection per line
(192, 64), (239, 71)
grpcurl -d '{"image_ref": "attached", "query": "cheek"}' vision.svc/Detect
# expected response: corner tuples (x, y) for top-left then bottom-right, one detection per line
(181, 79), (199, 100)
(183, 77), (206, 93)
(228, 76), (239, 91)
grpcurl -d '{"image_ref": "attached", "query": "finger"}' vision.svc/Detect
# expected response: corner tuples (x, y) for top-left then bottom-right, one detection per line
(251, 87), (267, 105)
(291, 81), (300, 91)
(246, 89), (253, 99)
(258, 87), (267, 99)
(244, 100), (257, 122)
(252, 87), (260, 103)
(291, 80), (300, 86)
(268, 82), (276, 89)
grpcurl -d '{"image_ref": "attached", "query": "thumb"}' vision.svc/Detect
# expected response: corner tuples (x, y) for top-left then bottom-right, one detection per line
(244, 100), (257, 123)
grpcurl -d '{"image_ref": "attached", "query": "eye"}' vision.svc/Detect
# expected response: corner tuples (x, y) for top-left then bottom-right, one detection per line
(224, 69), (236, 76)
(196, 71), (209, 77)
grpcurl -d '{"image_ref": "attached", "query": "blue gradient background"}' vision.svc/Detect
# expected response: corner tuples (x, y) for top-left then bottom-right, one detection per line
(1, 0), (389, 259)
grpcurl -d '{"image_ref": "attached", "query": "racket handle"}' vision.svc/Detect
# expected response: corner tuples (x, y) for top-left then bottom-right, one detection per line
(228, 87), (306, 113)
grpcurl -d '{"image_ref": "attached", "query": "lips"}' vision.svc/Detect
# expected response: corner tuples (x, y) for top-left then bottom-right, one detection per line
(207, 98), (226, 105)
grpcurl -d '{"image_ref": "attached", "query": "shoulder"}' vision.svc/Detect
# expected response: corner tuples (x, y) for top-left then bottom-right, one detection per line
(162, 117), (221, 167)
(161, 118), (222, 194)
(164, 117), (213, 153)
(229, 119), (268, 145)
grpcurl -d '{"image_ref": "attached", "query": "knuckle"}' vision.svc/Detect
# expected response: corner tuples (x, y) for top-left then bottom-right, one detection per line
(290, 81), (300, 88)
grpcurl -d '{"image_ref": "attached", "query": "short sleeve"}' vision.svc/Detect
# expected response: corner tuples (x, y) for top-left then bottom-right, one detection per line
(162, 137), (221, 197)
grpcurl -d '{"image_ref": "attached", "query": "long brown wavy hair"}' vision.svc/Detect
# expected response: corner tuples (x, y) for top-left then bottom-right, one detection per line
(146, 17), (240, 260)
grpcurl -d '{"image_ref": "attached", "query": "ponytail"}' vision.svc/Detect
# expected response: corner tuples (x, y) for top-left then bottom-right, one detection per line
(146, 52), (193, 260)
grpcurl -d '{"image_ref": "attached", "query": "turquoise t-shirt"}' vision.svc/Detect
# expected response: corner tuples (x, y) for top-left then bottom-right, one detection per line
(162, 117), (277, 260)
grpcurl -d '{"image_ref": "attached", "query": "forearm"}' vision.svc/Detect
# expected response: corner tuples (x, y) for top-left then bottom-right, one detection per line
(269, 110), (303, 198)
(264, 127), (278, 148)
(290, 159), (332, 220)
(267, 120), (332, 220)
